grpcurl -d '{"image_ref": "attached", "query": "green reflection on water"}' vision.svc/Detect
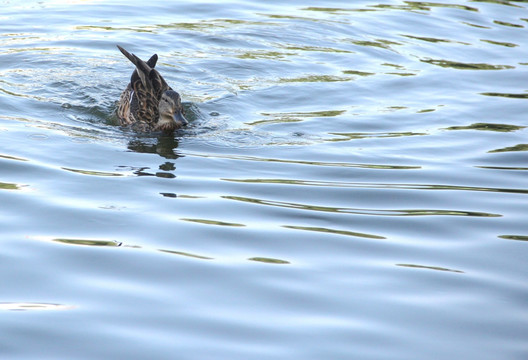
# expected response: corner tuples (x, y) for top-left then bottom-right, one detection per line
(445, 123), (526, 132)
(350, 40), (401, 49)
(279, 75), (352, 83)
(159, 249), (213, 260)
(421, 59), (514, 70)
(342, 70), (375, 76)
(224, 196), (500, 217)
(53, 238), (122, 247)
(62, 167), (125, 177)
(236, 51), (297, 60)
(480, 92), (528, 99)
(499, 235), (528, 242)
(481, 39), (518, 48)
(192, 152), (419, 169)
(261, 110), (346, 118)
(493, 20), (524, 28)
(283, 225), (385, 240)
(371, 1), (478, 12)
(248, 257), (290, 264)
(280, 45), (353, 53)
(488, 144), (528, 153)
(222, 178), (528, 194)
(328, 131), (426, 141)
(180, 218), (245, 227)
(0, 182), (22, 190)
(403, 35), (452, 43)
(396, 264), (464, 273)
(0, 154), (28, 161)
(250, 109), (345, 126)
(462, 22), (491, 29)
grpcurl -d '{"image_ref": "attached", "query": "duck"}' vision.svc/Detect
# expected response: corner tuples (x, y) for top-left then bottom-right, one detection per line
(116, 45), (188, 133)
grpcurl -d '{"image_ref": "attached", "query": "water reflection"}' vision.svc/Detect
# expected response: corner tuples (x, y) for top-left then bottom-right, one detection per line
(180, 218), (246, 227)
(445, 123), (526, 132)
(283, 225), (385, 240)
(52, 238), (122, 247)
(498, 235), (528, 242)
(222, 179), (528, 194)
(223, 196), (501, 217)
(396, 263), (464, 273)
(488, 144), (528, 153)
(0, 302), (75, 311)
(248, 257), (290, 265)
(421, 59), (514, 70)
(0, 181), (25, 190)
(127, 134), (182, 159)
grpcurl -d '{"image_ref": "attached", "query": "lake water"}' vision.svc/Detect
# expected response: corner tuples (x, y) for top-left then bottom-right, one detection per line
(1, 0), (527, 359)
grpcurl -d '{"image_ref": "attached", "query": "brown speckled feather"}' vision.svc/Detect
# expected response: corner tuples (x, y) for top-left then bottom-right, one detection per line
(116, 45), (173, 132)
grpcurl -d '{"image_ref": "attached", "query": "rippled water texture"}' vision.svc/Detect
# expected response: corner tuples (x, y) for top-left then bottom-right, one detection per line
(1, 1), (527, 359)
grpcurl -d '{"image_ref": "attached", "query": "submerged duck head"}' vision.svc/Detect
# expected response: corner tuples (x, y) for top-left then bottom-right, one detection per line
(156, 90), (188, 132)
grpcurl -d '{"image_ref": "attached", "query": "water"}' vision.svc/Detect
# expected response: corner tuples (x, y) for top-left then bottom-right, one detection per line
(1, 0), (527, 358)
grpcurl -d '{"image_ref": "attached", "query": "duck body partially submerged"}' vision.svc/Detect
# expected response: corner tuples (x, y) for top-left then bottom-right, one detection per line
(116, 45), (187, 133)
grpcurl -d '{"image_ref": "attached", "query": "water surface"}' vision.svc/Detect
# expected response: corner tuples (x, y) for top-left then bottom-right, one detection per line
(1, 1), (527, 359)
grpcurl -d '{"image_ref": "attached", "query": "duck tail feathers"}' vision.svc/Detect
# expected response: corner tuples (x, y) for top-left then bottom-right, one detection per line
(117, 45), (157, 87)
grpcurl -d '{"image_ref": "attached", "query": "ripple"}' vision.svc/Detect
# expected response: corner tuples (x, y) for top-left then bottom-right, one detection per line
(190, 152), (420, 169)
(180, 218), (246, 227)
(421, 59), (515, 70)
(223, 196), (501, 217)
(283, 225), (386, 240)
(248, 257), (290, 265)
(0, 302), (75, 311)
(480, 92), (528, 99)
(221, 179), (528, 195)
(61, 167), (126, 177)
(52, 238), (122, 247)
(0, 181), (26, 191)
(498, 235), (528, 242)
(396, 264), (465, 273)
(444, 123), (526, 132)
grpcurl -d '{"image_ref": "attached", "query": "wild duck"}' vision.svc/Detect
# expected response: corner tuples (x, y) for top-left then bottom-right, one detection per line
(116, 45), (188, 133)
